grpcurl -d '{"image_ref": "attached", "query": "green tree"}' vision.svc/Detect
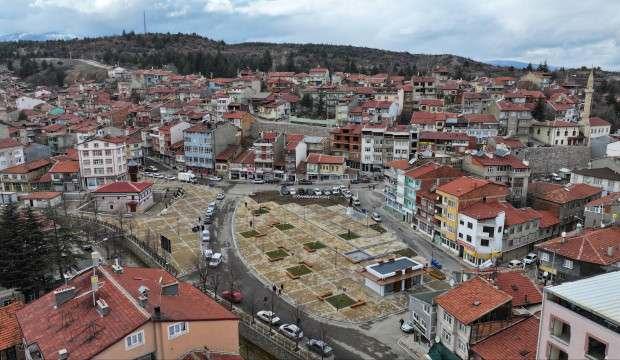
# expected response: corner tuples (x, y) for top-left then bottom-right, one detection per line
(532, 98), (546, 121)
(285, 51), (296, 72)
(300, 93), (313, 109)
(526, 63), (533, 71)
(259, 49), (272, 72)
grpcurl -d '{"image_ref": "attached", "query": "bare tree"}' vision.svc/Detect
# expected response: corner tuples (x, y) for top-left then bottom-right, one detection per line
(194, 255), (209, 292)
(291, 303), (306, 351)
(209, 271), (222, 301)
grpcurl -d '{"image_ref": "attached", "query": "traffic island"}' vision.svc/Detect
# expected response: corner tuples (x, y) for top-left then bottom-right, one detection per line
(286, 264), (312, 279)
(324, 293), (357, 310)
(265, 249), (289, 262)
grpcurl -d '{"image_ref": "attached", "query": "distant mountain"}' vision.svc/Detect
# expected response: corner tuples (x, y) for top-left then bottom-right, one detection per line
(0, 32), (78, 42)
(487, 59), (558, 71)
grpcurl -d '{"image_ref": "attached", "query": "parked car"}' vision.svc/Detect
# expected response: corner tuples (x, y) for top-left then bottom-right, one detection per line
(371, 212), (382, 222)
(256, 310), (280, 325)
(208, 253), (222, 268)
(222, 290), (243, 303)
(307, 339), (333, 356)
(431, 258), (442, 269)
(202, 229), (210, 242)
(203, 216), (213, 225)
(331, 186), (340, 194)
(401, 320), (415, 334)
(166, 175), (176, 181)
(208, 176), (222, 182)
(145, 166), (158, 172)
(298, 179), (313, 185)
(153, 173), (164, 178)
(323, 189), (331, 196)
(508, 259), (524, 268)
(252, 179), (265, 184)
(289, 188), (297, 195)
(343, 191), (352, 199)
(216, 193), (225, 200)
(352, 199), (361, 206)
(279, 324), (303, 340)
(523, 253), (538, 265)
(297, 188), (306, 195)
(313, 188), (322, 196)
(203, 249), (213, 259)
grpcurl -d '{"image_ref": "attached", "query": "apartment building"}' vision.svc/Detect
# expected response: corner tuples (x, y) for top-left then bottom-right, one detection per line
(284, 134), (307, 181)
(183, 123), (238, 175)
(462, 151), (531, 206)
(435, 277), (513, 360)
(383, 160), (411, 221)
(461, 92), (493, 114)
(462, 114), (499, 141)
(407, 290), (447, 347)
(77, 136), (127, 189)
(0, 138), (24, 171)
(253, 131), (285, 180)
(435, 177), (509, 254)
(306, 153), (346, 181)
(583, 192), (620, 228)
(0, 159), (51, 193)
(531, 120), (582, 146)
(151, 121), (192, 162)
(489, 100), (534, 141)
(570, 167), (620, 195)
(330, 124), (361, 168)
(536, 272), (620, 360)
(17, 265), (240, 360)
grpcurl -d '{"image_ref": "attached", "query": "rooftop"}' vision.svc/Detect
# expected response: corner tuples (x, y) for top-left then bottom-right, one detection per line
(471, 315), (540, 360)
(493, 272), (542, 307)
(535, 227), (620, 265)
(533, 182), (601, 204)
(93, 181), (153, 194)
(306, 153), (344, 165)
(572, 167), (620, 181)
(546, 271), (620, 326)
(0, 301), (24, 351)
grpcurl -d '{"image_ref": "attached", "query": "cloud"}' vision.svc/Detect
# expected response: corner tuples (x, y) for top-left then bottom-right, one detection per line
(2, 0), (619, 70)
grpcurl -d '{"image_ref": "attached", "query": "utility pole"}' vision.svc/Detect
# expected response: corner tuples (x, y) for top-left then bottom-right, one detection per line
(143, 10), (147, 35)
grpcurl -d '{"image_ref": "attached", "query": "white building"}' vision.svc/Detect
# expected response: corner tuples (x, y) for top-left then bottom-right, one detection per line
(92, 181), (154, 213)
(457, 202), (506, 267)
(362, 257), (424, 296)
(570, 167), (620, 195)
(588, 117), (612, 139)
(78, 137), (127, 189)
(0, 138), (24, 171)
(15, 96), (45, 111)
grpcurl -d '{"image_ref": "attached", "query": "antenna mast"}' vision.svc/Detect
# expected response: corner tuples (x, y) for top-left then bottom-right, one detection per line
(143, 10), (147, 35)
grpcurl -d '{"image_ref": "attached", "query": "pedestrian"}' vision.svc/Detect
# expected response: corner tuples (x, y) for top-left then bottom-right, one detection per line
(245, 201), (247, 208)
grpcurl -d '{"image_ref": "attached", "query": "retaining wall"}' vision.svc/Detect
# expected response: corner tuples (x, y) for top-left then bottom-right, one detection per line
(514, 146), (591, 174)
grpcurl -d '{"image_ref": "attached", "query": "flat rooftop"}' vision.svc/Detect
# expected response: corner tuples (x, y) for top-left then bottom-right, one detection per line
(368, 257), (422, 276)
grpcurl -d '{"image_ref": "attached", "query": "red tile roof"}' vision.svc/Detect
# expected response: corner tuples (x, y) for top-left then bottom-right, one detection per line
(306, 153), (344, 165)
(387, 159), (410, 171)
(437, 176), (490, 197)
(586, 192), (620, 207)
(21, 191), (62, 200)
(470, 153), (529, 169)
(460, 201), (541, 225)
(49, 160), (80, 173)
(460, 201), (505, 220)
(532, 120), (578, 128)
(435, 277), (512, 325)
(419, 131), (471, 141)
(492, 136), (525, 149)
(185, 123), (212, 133)
(535, 227), (620, 265)
(0, 301), (24, 351)
(463, 113), (497, 124)
(420, 98), (444, 106)
(535, 183), (601, 204)
(496, 101), (535, 112)
(493, 272), (542, 307)
(411, 111), (455, 125)
(286, 134), (305, 151)
(404, 162), (442, 179)
(589, 117), (611, 127)
(93, 181), (153, 194)
(0, 159), (51, 174)
(0, 138), (20, 149)
(215, 145), (240, 161)
(537, 210), (560, 228)
(223, 111), (249, 120)
(471, 315), (540, 360)
(232, 150), (255, 165)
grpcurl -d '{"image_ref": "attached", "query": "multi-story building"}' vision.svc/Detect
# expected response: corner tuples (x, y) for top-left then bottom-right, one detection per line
(17, 265), (240, 360)
(462, 151), (531, 206)
(408, 290), (447, 348)
(535, 226), (620, 284)
(0, 138), (24, 171)
(583, 192), (620, 228)
(361, 123), (387, 173)
(536, 272), (620, 360)
(528, 182), (602, 232)
(488, 100), (534, 141)
(587, 117), (612, 139)
(77, 136), (127, 189)
(284, 134), (307, 181)
(435, 177), (508, 254)
(47, 159), (82, 192)
(306, 153), (346, 181)
(411, 76), (437, 100)
(461, 92), (493, 114)
(253, 131), (285, 180)
(417, 131), (474, 155)
(570, 167), (620, 195)
(183, 123), (238, 175)
(435, 277), (513, 360)
(462, 114), (499, 141)
(383, 160), (411, 221)
(331, 124), (361, 169)
(531, 120), (582, 146)
(0, 159), (52, 193)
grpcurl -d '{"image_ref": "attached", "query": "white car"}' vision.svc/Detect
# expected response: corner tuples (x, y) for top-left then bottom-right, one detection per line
(331, 186), (340, 194)
(352, 199), (361, 206)
(208, 253), (222, 268)
(343, 191), (352, 199)
(251, 179), (265, 184)
(507, 259), (524, 268)
(523, 253), (538, 265)
(153, 173), (164, 178)
(313, 188), (322, 196)
(208, 176), (222, 182)
(216, 193), (225, 200)
(289, 188), (297, 195)
(279, 324), (303, 340)
(166, 175), (176, 181)
(371, 212), (381, 222)
(256, 310), (280, 325)
(203, 249), (213, 259)
(202, 229), (210, 242)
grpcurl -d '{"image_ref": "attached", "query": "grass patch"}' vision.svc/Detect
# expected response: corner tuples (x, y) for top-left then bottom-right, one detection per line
(265, 249), (288, 260)
(393, 247), (417, 258)
(253, 207), (270, 216)
(241, 229), (260, 238)
(273, 223), (294, 231)
(325, 293), (356, 309)
(303, 241), (326, 251)
(286, 264), (312, 277)
(370, 224), (386, 233)
(338, 231), (360, 240)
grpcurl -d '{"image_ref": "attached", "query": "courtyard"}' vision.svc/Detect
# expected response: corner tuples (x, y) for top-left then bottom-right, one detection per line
(234, 196), (434, 323)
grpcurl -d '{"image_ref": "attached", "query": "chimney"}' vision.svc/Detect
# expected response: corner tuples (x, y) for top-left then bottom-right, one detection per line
(58, 349), (68, 360)
(154, 306), (161, 320)
(112, 258), (123, 274)
(560, 231), (567, 243)
(54, 287), (76, 307)
(96, 299), (110, 316)
(608, 246), (615, 257)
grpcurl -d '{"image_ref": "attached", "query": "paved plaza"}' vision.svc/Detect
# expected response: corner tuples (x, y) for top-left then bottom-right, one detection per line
(234, 197), (422, 323)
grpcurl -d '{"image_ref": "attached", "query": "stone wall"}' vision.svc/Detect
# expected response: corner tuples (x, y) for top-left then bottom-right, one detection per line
(252, 119), (332, 138)
(514, 146), (591, 174)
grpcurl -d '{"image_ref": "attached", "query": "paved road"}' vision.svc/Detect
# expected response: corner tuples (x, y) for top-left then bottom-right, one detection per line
(355, 183), (466, 277)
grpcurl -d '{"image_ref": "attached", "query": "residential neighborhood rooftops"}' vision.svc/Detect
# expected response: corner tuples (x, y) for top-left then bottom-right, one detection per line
(533, 183), (602, 204)
(0, 301), (24, 352)
(471, 315), (540, 360)
(48, 159), (80, 173)
(586, 192), (620, 207)
(21, 191), (62, 200)
(435, 277), (512, 325)
(93, 181), (153, 194)
(535, 227), (620, 266)
(306, 153), (344, 164)
(588, 117), (611, 127)
(0, 158), (50, 174)
(437, 176), (506, 197)
(0, 138), (20, 149)
(572, 167), (620, 181)
(493, 272), (542, 307)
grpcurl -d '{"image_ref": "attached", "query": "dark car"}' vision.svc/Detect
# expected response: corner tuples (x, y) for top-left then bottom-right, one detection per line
(297, 188), (306, 195)
(222, 290), (243, 303)
(298, 179), (313, 185)
(351, 179), (361, 184)
(308, 339), (333, 356)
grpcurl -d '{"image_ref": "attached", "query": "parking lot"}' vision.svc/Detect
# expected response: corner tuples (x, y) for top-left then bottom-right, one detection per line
(234, 196), (427, 323)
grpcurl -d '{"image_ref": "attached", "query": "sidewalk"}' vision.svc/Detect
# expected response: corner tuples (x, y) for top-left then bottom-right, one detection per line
(398, 335), (430, 359)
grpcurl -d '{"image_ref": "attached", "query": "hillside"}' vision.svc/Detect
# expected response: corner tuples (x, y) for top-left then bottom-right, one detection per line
(0, 33), (508, 79)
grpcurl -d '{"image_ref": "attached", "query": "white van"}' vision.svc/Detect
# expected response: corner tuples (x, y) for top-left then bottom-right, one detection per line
(209, 253), (222, 268)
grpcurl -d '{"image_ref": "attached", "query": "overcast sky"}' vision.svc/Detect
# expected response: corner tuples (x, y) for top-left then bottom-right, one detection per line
(1, 0), (619, 70)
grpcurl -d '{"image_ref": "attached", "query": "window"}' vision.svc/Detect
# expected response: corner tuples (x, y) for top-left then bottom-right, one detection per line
(168, 322), (189, 339)
(459, 220), (464, 225)
(443, 312), (453, 325)
(586, 336), (607, 360)
(125, 330), (144, 350)
(457, 339), (467, 353)
(423, 304), (431, 314)
(550, 317), (571, 343)
(458, 232), (463, 239)
(467, 222), (473, 229)
(442, 329), (451, 343)
(466, 235), (472, 243)
(458, 322), (466, 333)
(541, 252), (549, 261)
(563, 259), (573, 269)
(481, 239), (489, 247)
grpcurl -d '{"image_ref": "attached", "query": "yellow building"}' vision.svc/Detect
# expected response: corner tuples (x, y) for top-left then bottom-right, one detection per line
(306, 153), (347, 181)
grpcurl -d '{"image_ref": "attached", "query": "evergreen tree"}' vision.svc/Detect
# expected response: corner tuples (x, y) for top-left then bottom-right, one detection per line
(259, 50), (272, 72)
(285, 52), (296, 72)
(526, 63), (533, 71)
(0, 204), (25, 292)
(533, 98), (546, 121)
(300, 93), (313, 109)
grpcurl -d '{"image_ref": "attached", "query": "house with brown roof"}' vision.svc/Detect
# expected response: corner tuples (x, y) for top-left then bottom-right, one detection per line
(16, 265), (240, 360)
(583, 192), (620, 228)
(0, 301), (24, 360)
(471, 315), (539, 360)
(528, 182), (602, 232)
(531, 120), (582, 146)
(535, 226), (620, 284)
(21, 191), (63, 208)
(305, 153), (346, 180)
(435, 276), (513, 360)
(47, 159), (82, 192)
(92, 181), (153, 213)
(0, 158), (52, 193)
(214, 145), (241, 177)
